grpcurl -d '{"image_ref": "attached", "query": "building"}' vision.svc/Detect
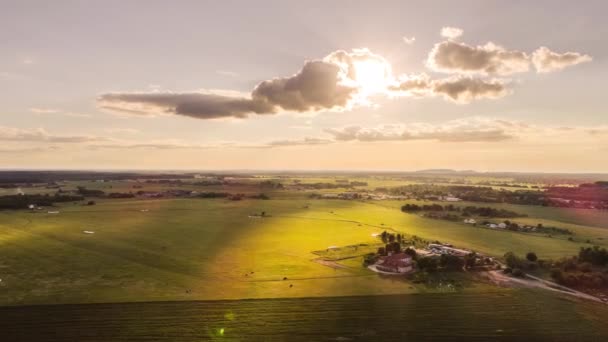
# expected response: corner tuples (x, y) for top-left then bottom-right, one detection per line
(428, 244), (470, 257)
(376, 253), (414, 273)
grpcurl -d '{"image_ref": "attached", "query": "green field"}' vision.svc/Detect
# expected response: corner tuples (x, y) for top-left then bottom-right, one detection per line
(2, 194), (608, 305)
(1, 290), (607, 341)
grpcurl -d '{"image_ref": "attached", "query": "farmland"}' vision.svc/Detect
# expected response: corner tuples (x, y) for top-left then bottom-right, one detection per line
(2, 172), (608, 339)
(2, 189), (608, 305)
(2, 290), (608, 341)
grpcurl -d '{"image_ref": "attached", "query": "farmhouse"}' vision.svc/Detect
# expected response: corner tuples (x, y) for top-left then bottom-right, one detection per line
(376, 253), (414, 273)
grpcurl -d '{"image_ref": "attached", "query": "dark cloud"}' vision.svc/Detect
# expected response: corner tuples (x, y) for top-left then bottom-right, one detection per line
(431, 76), (508, 103)
(391, 75), (508, 103)
(98, 92), (274, 120)
(532, 47), (592, 73)
(251, 60), (355, 112)
(98, 59), (356, 120)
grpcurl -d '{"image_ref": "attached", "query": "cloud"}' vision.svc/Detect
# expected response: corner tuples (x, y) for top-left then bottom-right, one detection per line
(30, 107), (60, 114)
(402, 36), (416, 44)
(440, 27), (463, 40)
(97, 92), (274, 119)
(105, 128), (140, 134)
(0, 146), (60, 154)
(97, 34), (592, 120)
(251, 58), (356, 112)
(531, 46), (592, 73)
(427, 40), (530, 75)
(265, 137), (334, 147)
(88, 142), (212, 150)
(325, 117), (520, 143)
(0, 126), (106, 143)
(391, 74), (509, 103)
(97, 50), (371, 120)
(30, 107), (91, 118)
(432, 76), (509, 103)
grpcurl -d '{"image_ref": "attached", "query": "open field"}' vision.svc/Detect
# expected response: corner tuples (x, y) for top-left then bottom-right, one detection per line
(2, 192), (608, 305)
(1, 290), (607, 341)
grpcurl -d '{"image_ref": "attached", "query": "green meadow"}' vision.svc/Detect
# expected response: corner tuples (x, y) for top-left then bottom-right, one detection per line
(2, 194), (608, 305)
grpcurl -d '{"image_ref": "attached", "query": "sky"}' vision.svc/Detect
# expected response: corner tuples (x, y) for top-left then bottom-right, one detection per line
(1, 0), (607, 172)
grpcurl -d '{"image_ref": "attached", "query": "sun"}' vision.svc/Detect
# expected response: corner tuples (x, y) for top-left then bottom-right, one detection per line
(352, 59), (392, 95)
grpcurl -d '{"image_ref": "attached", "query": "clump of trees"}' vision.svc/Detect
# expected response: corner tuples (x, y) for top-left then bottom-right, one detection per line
(107, 192), (135, 198)
(0, 193), (84, 209)
(76, 186), (105, 197)
(401, 203), (522, 218)
(503, 251), (545, 276)
(249, 193), (270, 200)
(578, 246), (608, 266)
(550, 246), (608, 288)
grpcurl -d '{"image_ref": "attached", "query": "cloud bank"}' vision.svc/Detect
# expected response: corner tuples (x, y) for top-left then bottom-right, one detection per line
(0, 126), (106, 143)
(325, 117), (521, 143)
(391, 74), (509, 103)
(427, 28), (591, 75)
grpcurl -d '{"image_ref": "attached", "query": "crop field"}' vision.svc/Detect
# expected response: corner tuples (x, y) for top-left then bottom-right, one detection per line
(1, 290), (607, 341)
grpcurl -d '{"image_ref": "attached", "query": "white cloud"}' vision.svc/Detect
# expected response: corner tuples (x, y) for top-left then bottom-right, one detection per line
(440, 27), (463, 40)
(402, 36), (416, 44)
(0, 126), (106, 143)
(532, 47), (592, 73)
(30, 108), (91, 118)
(325, 117), (519, 143)
(30, 107), (60, 114)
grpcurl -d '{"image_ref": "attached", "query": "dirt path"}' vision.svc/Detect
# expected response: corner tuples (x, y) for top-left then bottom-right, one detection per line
(311, 258), (352, 270)
(484, 270), (606, 304)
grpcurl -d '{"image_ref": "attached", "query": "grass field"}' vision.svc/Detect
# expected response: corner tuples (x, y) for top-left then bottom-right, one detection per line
(2, 194), (608, 305)
(1, 290), (607, 341)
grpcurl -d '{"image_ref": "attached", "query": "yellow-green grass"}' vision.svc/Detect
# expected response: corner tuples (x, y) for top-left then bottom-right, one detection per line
(0, 198), (422, 305)
(1, 196), (606, 306)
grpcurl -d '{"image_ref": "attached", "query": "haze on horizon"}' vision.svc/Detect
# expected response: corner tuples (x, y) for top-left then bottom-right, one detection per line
(1, 0), (607, 172)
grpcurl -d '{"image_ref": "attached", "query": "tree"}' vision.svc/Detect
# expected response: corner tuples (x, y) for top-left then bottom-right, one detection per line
(464, 252), (477, 268)
(504, 252), (523, 269)
(404, 247), (417, 258)
(381, 231), (388, 243)
(512, 268), (525, 277)
(390, 242), (401, 254)
(526, 252), (538, 262)
(416, 256), (438, 272)
(377, 247), (386, 256)
(439, 254), (465, 271)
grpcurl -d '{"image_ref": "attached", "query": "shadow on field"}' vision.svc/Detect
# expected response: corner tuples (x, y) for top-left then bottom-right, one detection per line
(1, 290), (608, 341)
